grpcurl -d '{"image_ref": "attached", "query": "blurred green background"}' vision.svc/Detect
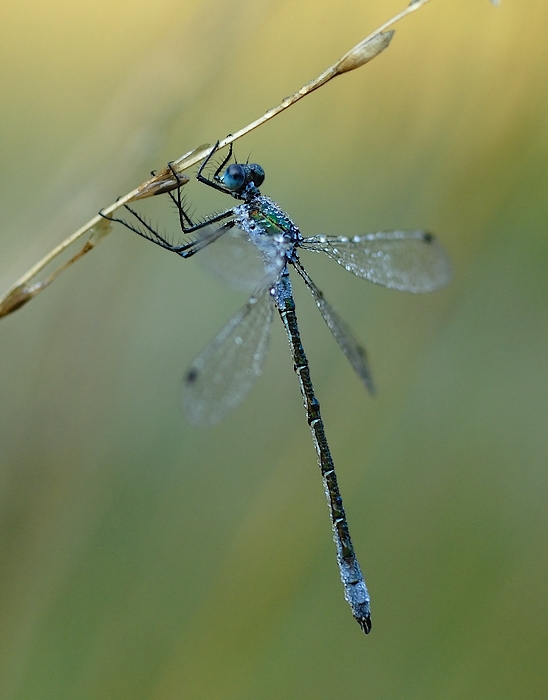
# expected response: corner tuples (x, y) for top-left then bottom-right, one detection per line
(1, 0), (547, 698)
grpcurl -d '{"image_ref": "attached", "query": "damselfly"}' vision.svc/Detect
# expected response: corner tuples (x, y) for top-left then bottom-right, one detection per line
(103, 142), (452, 633)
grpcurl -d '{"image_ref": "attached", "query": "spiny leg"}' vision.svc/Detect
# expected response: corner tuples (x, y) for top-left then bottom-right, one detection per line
(211, 140), (233, 182)
(100, 203), (235, 257)
(196, 140), (236, 196)
(166, 161), (196, 232)
(99, 206), (179, 253)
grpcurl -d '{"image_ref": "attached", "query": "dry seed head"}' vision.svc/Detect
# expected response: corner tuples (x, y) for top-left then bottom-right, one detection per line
(0, 284), (43, 317)
(130, 170), (190, 201)
(335, 31), (395, 76)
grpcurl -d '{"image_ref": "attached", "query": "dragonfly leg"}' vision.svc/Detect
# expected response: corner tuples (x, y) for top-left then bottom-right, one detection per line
(165, 159), (238, 238)
(100, 203), (237, 256)
(211, 140), (234, 183)
(99, 206), (183, 253)
(166, 161), (196, 231)
(196, 140), (237, 196)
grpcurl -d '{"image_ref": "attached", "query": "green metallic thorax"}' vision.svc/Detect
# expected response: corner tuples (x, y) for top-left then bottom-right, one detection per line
(247, 196), (301, 241)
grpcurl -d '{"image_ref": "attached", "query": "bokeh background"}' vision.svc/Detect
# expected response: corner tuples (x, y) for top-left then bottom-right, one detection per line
(1, 0), (547, 698)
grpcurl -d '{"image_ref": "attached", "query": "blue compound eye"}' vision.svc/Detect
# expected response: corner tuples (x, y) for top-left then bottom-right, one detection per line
(222, 164), (246, 191)
(248, 164), (265, 188)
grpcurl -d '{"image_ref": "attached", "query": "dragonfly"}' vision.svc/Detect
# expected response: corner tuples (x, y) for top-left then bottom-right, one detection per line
(103, 142), (452, 633)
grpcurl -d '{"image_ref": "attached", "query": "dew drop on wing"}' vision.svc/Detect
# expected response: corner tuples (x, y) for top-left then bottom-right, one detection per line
(300, 229), (452, 293)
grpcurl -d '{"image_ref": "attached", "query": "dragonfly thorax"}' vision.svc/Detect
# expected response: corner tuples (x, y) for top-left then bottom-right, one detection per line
(228, 196), (302, 287)
(234, 196), (301, 265)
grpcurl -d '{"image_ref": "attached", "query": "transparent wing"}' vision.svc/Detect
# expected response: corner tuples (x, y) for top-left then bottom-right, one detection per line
(198, 225), (273, 291)
(301, 230), (452, 292)
(293, 260), (374, 394)
(183, 287), (274, 427)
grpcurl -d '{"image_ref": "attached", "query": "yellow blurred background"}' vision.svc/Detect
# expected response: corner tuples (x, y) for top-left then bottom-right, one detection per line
(1, 0), (547, 698)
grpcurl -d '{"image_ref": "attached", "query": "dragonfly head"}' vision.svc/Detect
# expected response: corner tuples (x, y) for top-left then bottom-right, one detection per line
(221, 163), (265, 194)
